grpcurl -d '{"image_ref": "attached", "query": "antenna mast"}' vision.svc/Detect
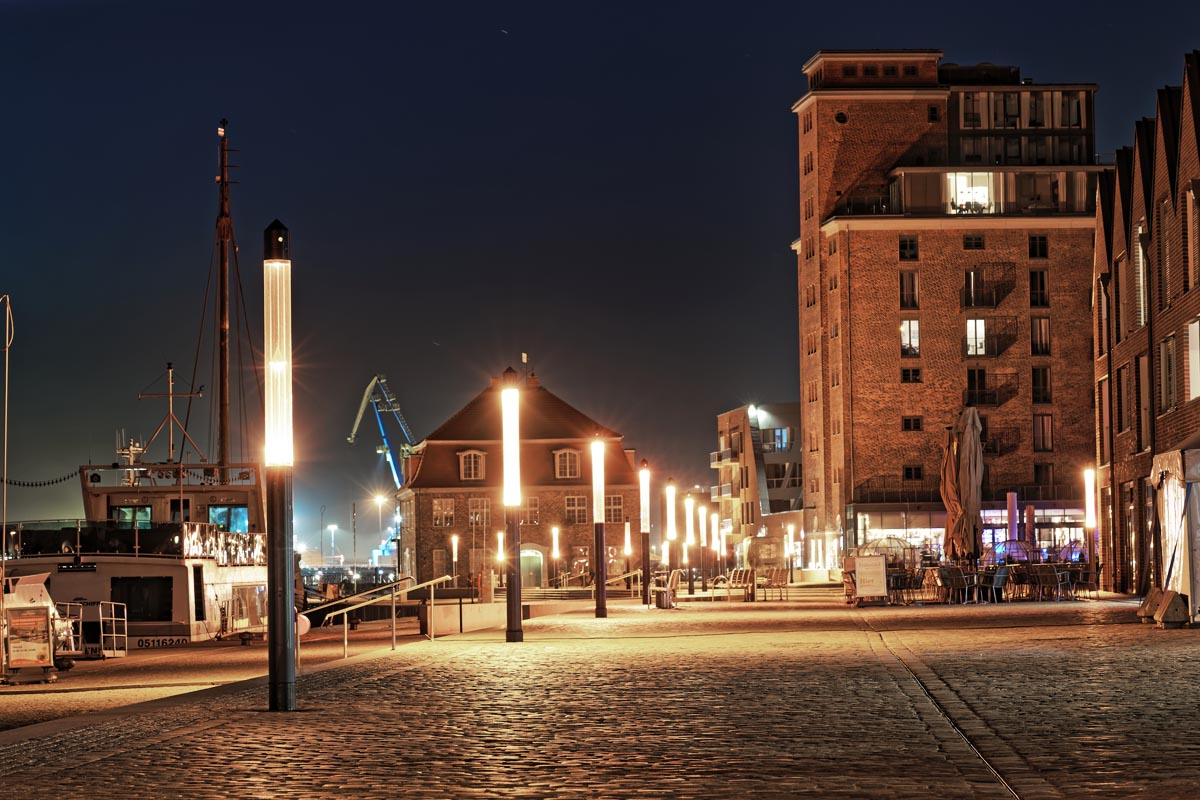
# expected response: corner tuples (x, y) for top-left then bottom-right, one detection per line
(215, 120), (234, 474)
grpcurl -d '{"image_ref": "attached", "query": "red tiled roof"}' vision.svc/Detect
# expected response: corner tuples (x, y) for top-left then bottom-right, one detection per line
(426, 379), (619, 442)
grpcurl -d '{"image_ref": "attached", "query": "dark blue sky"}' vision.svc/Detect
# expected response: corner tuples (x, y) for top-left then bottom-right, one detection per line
(3, 0), (1199, 551)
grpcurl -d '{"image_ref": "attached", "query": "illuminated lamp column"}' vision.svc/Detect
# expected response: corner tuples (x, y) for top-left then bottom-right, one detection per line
(501, 371), (522, 643)
(639, 461), (651, 606)
(1083, 468), (1097, 568)
(698, 503), (708, 592)
(665, 479), (677, 543)
(684, 494), (695, 595)
(711, 512), (720, 577)
(451, 534), (459, 588)
(551, 526), (561, 588)
(263, 220), (296, 712)
(787, 524), (796, 584)
(592, 437), (607, 618)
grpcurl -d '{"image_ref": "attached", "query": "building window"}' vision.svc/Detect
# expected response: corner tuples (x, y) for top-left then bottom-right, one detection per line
(928, 105), (940, 122)
(903, 64), (917, 77)
(883, 64), (898, 77)
(1033, 414), (1054, 452)
(1030, 269), (1049, 307)
(900, 270), (919, 309)
(903, 465), (924, 481)
(468, 498), (490, 529)
(902, 416), (923, 431)
(1031, 317), (1051, 356)
(831, 365), (841, 386)
(828, 237), (838, 256)
(899, 236), (919, 261)
(841, 65), (857, 78)
(554, 449), (580, 479)
(604, 495), (623, 525)
(1187, 188), (1198, 291)
(966, 319), (987, 356)
(458, 450), (485, 481)
(803, 152), (813, 175)
(863, 64), (878, 77)
(1029, 235), (1049, 259)
(1032, 366), (1051, 404)
(520, 496), (539, 526)
(1159, 337), (1177, 413)
(834, 111), (848, 124)
(1116, 365), (1129, 432)
(901, 367), (922, 383)
(1033, 463), (1054, 486)
(565, 496), (588, 524)
(901, 320), (920, 357)
(963, 235), (984, 250)
(1133, 224), (1148, 328)
(432, 498), (454, 527)
(1189, 320), (1200, 402)
(829, 272), (839, 290)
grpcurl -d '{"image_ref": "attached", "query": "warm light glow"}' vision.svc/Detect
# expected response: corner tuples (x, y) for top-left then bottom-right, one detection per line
(263, 258), (293, 466)
(684, 495), (695, 545)
(591, 439), (605, 523)
(451, 534), (459, 563)
(624, 520), (632, 556)
(663, 540), (670, 568)
(638, 466), (651, 533)
(551, 526), (560, 559)
(375, 494), (385, 508)
(1084, 468), (1097, 529)
(682, 541), (689, 565)
(501, 387), (521, 507)
(711, 513), (719, 552)
(787, 524), (795, 558)
(698, 506), (707, 547)
(496, 530), (505, 561)
(665, 483), (677, 540)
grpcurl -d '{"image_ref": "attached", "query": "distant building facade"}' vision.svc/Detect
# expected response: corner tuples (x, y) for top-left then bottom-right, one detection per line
(794, 50), (1102, 557)
(395, 371), (640, 588)
(709, 403), (805, 565)
(1093, 51), (1200, 594)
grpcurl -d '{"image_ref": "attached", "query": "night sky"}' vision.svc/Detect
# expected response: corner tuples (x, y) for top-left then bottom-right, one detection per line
(3, 0), (1199, 552)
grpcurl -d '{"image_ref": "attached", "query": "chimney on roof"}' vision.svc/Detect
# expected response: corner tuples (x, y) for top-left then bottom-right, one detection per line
(526, 373), (540, 388)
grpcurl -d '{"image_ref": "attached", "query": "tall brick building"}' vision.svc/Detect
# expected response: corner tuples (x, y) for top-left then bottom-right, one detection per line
(1094, 51), (1200, 594)
(395, 370), (640, 587)
(794, 50), (1103, 560)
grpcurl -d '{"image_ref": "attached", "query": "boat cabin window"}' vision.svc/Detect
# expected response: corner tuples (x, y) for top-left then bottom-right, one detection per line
(208, 505), (249, 533)
(111, 505), (151, 529)
(171, 498), (191, 523)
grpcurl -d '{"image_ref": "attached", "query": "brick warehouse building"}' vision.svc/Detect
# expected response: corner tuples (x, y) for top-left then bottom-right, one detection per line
(1094, 52), (1200, 595)
(794, 50), (1105, 559)
(395, 370), (640, 587)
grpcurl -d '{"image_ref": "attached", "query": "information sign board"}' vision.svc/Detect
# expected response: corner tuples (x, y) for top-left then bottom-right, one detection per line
(6, 606), (53, 668)
(854, 555), (888, 599)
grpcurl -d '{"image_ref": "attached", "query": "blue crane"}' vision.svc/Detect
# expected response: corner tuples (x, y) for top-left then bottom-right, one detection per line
(347, 374), (415, 489)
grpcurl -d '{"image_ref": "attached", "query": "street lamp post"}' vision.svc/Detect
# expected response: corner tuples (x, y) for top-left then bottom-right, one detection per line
(684, 494), (695, 595)
(698, 504), (708, 592)
(639, 461), (650, 606)
(451, 534), (459, 589)
(787, 524), (796, 584)
(1083, 468), (1097, 568)
(551, 526), (561, 588)
(501, 371), (523, 642)
(711, 512), (720, 579)
(592, 437), (607, 618)
(263, 219), (296, 712)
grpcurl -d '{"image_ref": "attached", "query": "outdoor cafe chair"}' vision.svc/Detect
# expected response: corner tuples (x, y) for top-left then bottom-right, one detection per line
(983, 565), (1010, 603)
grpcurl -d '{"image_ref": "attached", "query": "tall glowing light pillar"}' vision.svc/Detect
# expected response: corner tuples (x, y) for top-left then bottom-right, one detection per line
(1083, 468), (1097, 567)
(592, 437), (608, 618)
(451, 534), (459, 588)
(684, 494), (696, 595)
(263, 220), (296, 712)
(501, 370), (522, 642)
(551, 525), (561, 587)
(787, 524), (796, 584)
(665, 479), (677, 542)
(711, 512), (720, 576)
(639, 460), (651, 606)
(698, 504), (708, 592)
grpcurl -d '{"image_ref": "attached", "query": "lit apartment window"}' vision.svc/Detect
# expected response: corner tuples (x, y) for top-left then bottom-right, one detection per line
(966, 319), (987, 356)
(902, 416), (923, 431)
(900, 270), (919, 309)
(1029, 235), (1049, 259)
(1032, 366), (1051, 404)
(432, 498), (454, 527)
(1031, 317), (1051, 356)
(903, 465), (924, 481)
(554, 449), (580, 479)
(458, 450), (486, 480)
(901, 320), (920, 357)
(1033, 414), (1054, 452)
(565, 496), (588, 524)
(519, 496), (539, 526)
(963, 235), (984, 250)
(899, 236), (919, 260)
(468, 498), (490, 529)
(1190, 321), (1200, 402)
(1030, 269), (1049, 307)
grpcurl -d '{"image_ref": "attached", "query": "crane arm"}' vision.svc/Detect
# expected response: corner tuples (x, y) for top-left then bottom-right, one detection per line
(347, 375), (383, 444)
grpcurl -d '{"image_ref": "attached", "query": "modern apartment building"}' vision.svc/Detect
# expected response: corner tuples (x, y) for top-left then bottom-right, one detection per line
(1094, 51), (1200, 594)
(794, 50), (1103, 555)
(709, 403), (805, 564)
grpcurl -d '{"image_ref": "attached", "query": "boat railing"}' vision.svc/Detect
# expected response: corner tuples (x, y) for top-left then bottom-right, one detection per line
(81, 461), (261, 488)
(3, 519), (266, 566)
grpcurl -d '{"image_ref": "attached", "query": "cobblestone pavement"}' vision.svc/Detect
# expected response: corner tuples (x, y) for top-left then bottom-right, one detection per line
(1, 590), (1198, 799)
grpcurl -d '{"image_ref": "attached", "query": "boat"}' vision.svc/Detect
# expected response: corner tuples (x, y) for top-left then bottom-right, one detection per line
(2, 122), (270, 648)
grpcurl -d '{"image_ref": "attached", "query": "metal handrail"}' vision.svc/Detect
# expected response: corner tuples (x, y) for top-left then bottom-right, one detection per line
(598, 569), (642, 599)
(318, 574), (454, 657)
(307, 575), (415, 617)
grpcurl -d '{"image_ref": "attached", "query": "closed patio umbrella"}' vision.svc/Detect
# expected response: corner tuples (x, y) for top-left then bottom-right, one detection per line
(939, 425), (964, 560)
(956, 407), (985, 561)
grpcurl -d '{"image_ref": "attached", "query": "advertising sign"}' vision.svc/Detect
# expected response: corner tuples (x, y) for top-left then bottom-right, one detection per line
(854, 555), (888, 599)
(6, 606), (53, 668)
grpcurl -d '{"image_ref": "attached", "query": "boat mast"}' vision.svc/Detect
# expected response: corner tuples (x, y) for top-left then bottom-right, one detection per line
(215, 120), (234, 474)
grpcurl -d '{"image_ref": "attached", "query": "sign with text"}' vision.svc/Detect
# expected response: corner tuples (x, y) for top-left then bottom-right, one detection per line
(854, 555), (888, 599)
(6, 606), (53, 668)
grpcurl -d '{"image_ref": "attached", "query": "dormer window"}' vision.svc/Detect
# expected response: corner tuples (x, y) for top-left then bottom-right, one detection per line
(554, 449), (581, 479)
(458, 450), (486, 481)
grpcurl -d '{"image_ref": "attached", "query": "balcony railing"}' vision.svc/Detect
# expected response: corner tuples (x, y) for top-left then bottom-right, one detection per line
(961, 318), (1018, 358)
(960, 263), (1016, 308)
(982, 483), (1078, 503)
(963, 373), (1019, 408)
(709, 449), (734, 466)
(853, 476), (943, 504)
(710, 485), (720, 501)
(981, 427), (1021, 456)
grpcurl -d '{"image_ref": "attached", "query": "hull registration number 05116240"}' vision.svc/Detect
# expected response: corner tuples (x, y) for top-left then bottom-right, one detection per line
(136, 638), (190, 649)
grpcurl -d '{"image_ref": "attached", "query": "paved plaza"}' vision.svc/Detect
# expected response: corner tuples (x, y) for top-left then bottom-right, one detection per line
(1, 589), (1198, 799)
